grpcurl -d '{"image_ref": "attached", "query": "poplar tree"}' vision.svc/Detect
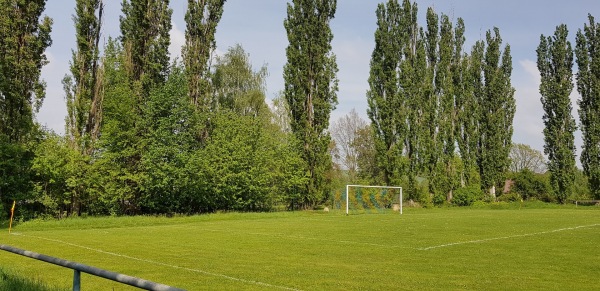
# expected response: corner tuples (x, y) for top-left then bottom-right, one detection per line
(404, 28), (427, 199)
(367, 0), (427, 189)
(95, 38), (139, 214)
(58, 0), (104, 215)
(454, 19), (480, 187)
(120, 0), (172, 98)
(368, 0), (403, 186)
(183, 0), (226, 111)
(402, 2), (424, 199)
(478, 28), (515, 196)
(0, 0), (52, 211)
(537, 24), (576, 202)
(64, 0), (104, 154)
(435, 13), (457, 200)
(0, 0), (52, 142)
(368, 1), (468, 202)
(421, 7), (439, 193)
(284, 0), (338, 207)
(575, 14), (600, 198)
(100, 0), (172, 213)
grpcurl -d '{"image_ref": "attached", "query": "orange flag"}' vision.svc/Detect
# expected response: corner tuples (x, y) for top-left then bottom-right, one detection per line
(9, 200), (15, 233)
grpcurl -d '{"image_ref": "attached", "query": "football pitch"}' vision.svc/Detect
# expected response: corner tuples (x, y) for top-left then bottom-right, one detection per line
(1, 206), (599, 290)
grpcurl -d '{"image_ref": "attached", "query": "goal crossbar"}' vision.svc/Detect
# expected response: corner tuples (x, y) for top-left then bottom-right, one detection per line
(345, 185), (403, 215)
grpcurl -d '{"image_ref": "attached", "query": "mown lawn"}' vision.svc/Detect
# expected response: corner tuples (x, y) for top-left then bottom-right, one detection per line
(0, 204), (599, 290)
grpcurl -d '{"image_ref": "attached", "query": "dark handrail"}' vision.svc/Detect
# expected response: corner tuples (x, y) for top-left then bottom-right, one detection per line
(0, 244), (186, 291)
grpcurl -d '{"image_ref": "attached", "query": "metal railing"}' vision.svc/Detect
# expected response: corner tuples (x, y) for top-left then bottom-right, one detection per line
(0, 244), (186, 291)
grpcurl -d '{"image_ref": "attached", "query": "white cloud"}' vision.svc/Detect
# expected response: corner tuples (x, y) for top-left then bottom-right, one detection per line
(331, 37), (373, 123)
(37, 51), (68, 135)
(511, 59), (545, 153)
(169, 21), (185, 60)
(514, 59), (583, 167)
(520, 59), (541, 83)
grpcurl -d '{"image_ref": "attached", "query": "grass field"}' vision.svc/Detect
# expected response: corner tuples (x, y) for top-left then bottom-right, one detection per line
(1, 204), (599, 290)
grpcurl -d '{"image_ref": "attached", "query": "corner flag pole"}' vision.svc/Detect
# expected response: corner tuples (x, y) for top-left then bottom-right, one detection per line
(9, 200), (15, 234)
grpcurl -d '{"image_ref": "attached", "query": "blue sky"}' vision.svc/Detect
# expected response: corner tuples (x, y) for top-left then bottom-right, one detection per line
(38, 0), (600, 162)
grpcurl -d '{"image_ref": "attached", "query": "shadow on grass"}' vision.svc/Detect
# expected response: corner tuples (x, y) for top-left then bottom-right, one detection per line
(0, 269), (66, 291)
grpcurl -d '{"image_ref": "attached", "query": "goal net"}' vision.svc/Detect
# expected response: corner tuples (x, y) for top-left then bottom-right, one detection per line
(333, 185), (403, 215)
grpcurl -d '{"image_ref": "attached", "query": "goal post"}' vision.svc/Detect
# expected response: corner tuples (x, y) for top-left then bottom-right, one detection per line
(345, 185), (403, 215)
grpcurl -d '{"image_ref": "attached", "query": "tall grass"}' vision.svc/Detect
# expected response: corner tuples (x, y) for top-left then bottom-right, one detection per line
(0, 269), (65, 291)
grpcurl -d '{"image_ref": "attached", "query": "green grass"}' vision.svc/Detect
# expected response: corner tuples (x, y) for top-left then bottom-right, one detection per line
(0, 268), (66, 291)
(1, 205), (599, 290)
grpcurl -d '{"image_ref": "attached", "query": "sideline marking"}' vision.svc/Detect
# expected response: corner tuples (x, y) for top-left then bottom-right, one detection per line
(11, 233), (303, 291)
(418, 223), (600, 250)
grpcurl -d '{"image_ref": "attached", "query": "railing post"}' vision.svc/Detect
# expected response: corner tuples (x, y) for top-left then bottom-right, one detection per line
(73, 270), (81, 291)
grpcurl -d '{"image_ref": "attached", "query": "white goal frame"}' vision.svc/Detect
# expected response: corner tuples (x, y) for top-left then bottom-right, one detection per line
(345, 185), (403, 215)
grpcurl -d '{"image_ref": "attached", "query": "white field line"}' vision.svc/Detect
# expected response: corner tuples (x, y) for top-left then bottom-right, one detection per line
(10, 233), (303, 291)
(418, 223), (600, 251)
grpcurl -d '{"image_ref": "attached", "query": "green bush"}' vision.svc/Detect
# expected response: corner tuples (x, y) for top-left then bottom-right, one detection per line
(452, 186), (483, 206)
(432, 193), (446, 206)
(498, 192), (522, 202)
(512, 169), (551, 201)
(572, 169), (591, 200)
(415, 181), (433, 207)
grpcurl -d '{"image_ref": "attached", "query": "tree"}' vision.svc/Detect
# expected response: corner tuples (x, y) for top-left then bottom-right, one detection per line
(98, 0), (173, 214)
(509, 143), (547, 174)
(140, 64), (198, 214)
(433, 13), (459, 201)
(404, 26), (428, 200)
(455, 21), (480, 187)
(59, 0), (105, 215)
(190, 111), (305, 212)
(402, 5), (436, 201)
(367, 0), (416, 186)
(512, 169), (551, 201)
(94, 38), (141, 214)
(330, 109), (367, 180)
(353, 124), (381, 184)
(271, 92), (292, 133)
(368, 1), (469, 202)
(283, 0), (338, 207)
(0, 0), (52, 142)
(575, 14), (600, 199)
(0, 136), (35, 217)
(420, 7), (440, 197)
(31, 131), (88, 217)
(120, 0), (172, 98)
(477, 28), (515, 197)
(183, 0), (226, 111)
(63, 0), (104, 155)
(212, 44), (269, 117)
(0, 0), (52, 215)
(537, 24), (576, 202)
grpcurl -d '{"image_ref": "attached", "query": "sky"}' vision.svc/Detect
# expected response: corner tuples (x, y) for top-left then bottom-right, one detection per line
(37, 0), (600, 164)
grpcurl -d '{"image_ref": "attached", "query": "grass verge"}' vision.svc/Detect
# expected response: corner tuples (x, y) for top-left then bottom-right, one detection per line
(0, 268), (65, 291)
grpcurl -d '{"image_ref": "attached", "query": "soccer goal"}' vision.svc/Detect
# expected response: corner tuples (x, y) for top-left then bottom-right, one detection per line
(344, 185), (403, 215)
